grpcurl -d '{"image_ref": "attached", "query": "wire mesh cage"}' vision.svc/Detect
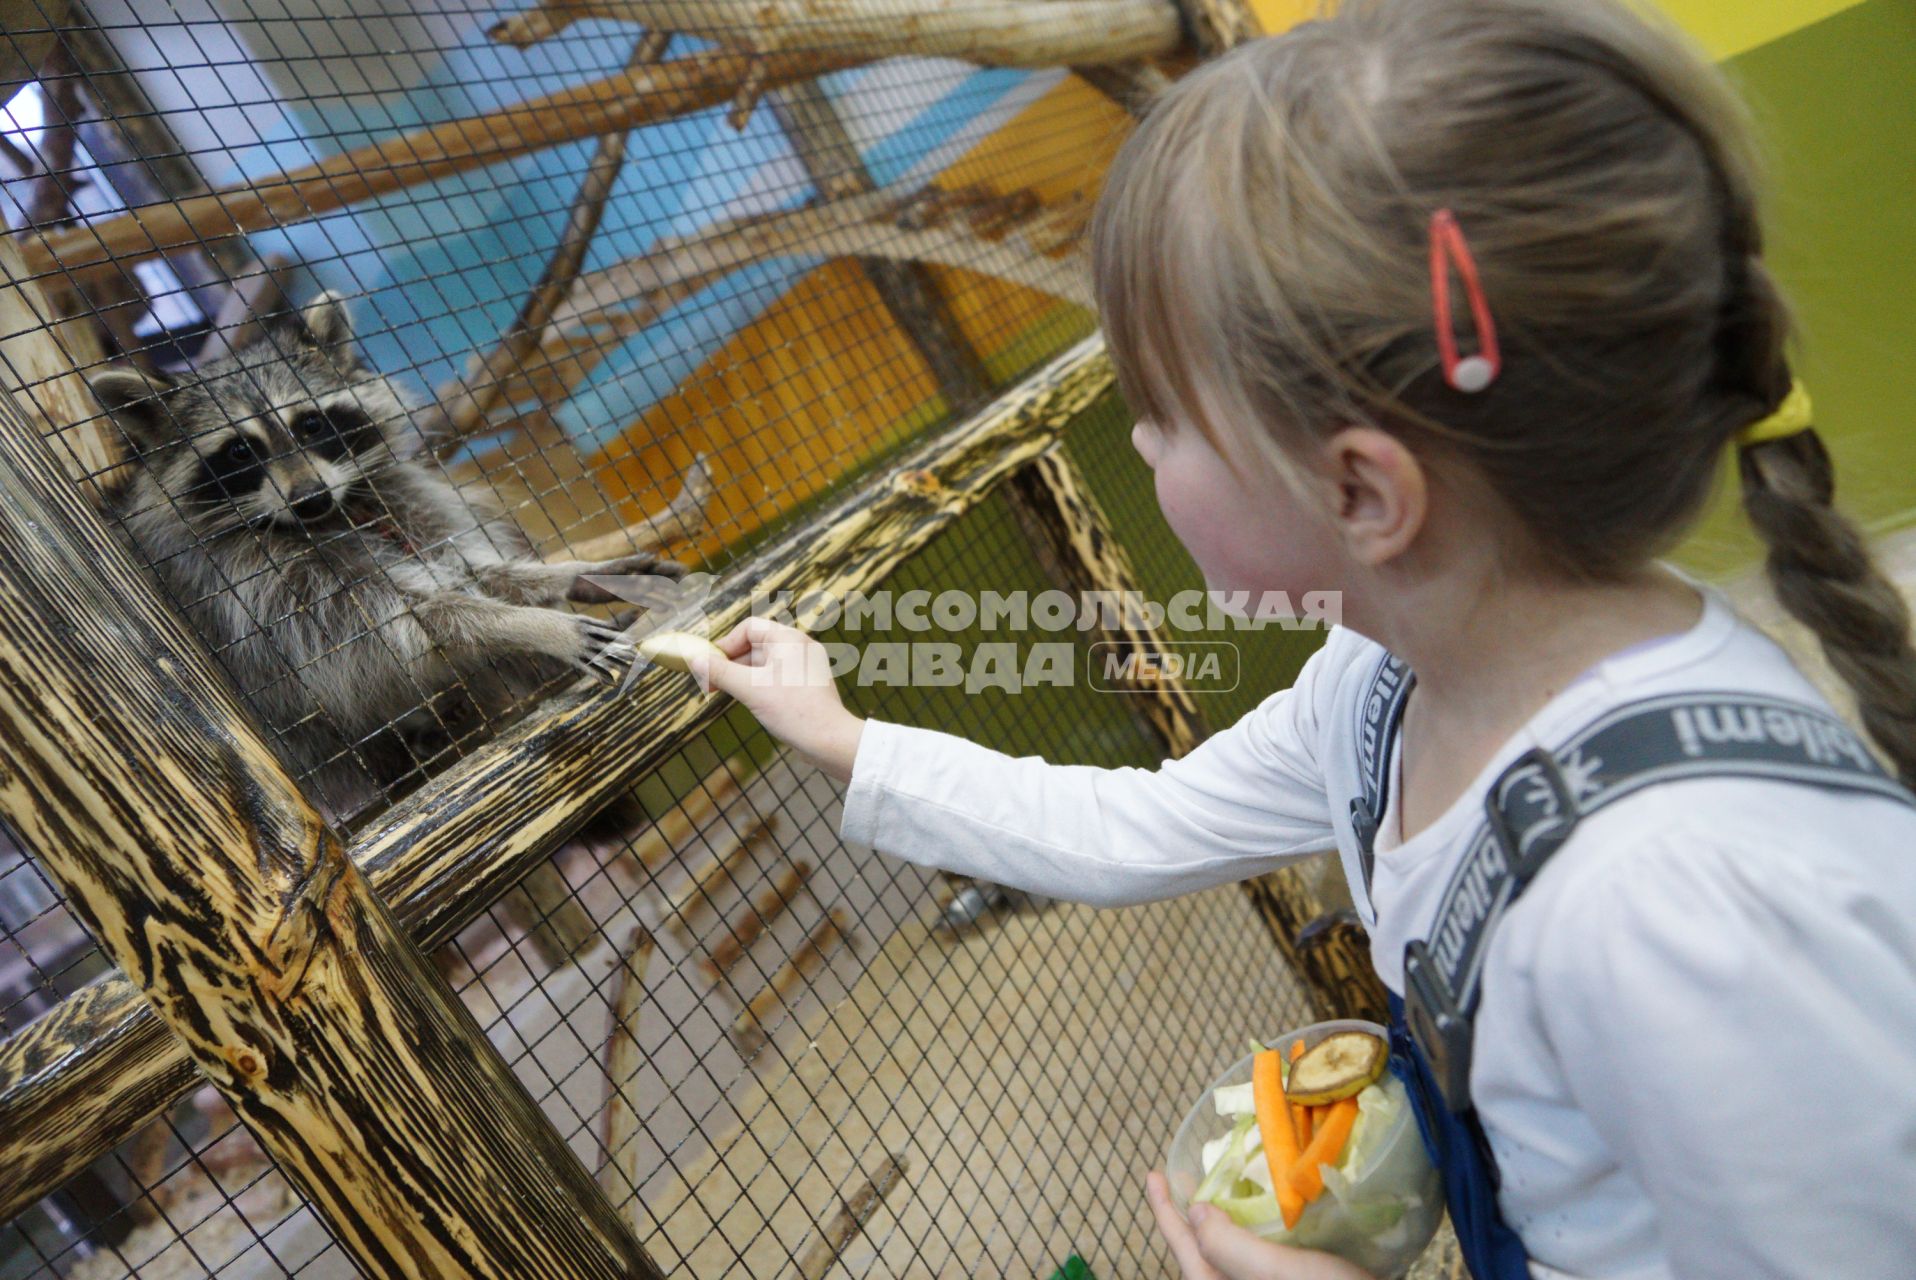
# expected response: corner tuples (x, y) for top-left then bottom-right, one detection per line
(0, 3), (1457, 1278)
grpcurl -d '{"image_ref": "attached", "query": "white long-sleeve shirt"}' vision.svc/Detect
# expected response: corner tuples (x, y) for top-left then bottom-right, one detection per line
(840, 580), (1916, 1280)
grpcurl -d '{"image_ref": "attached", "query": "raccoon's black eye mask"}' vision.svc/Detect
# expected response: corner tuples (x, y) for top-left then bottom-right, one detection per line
(290, 406), (380, 461)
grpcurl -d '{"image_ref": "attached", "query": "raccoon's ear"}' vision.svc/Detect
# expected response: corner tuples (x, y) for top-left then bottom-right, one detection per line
(298, 290), (358, 363)
(86, 367), (177, 450)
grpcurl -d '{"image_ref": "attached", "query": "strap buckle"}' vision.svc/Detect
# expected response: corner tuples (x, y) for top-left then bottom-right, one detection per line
(1404, 939), (1474, 1111)
(1484, 746), (1578, 883)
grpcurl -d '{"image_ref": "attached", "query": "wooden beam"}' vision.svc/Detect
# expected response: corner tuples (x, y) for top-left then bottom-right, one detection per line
(0, 379), (657, 1274)
(21, 47), (859, 279)
(488, 0), (1182, 68)
(0, 333), (1114, 1220)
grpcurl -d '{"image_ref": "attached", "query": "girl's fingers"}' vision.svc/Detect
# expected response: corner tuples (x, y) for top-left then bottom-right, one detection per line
(1191, 1208), (1376, 1280)
(1147, 1172), (1223, 1280)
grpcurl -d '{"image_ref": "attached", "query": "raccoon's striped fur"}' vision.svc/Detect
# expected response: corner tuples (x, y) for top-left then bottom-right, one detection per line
(89, 292), (681, 823)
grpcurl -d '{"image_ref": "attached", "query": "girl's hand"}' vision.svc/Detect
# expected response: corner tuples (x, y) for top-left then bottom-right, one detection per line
(687, 617), (864, 783)
(1146, 1172), (1377, 1280)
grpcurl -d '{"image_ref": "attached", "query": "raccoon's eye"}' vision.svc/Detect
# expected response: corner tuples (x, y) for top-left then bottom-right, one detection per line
(222, 438), (255, 465)
(293, 407), (372, 459)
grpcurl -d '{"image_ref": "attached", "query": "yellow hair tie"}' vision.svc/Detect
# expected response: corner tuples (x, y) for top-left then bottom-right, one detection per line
(1738, 379), (1814, 448)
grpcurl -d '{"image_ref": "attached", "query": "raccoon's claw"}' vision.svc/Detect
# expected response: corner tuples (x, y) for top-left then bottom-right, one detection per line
(572, 616), (637, 683)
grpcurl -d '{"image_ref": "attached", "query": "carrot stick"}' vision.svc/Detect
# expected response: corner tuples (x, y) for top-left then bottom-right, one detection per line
(1287, 1040), (1312, 1147)
(1252, 1049), (1306, 1229)
(1288, 1096), (1360, 1202)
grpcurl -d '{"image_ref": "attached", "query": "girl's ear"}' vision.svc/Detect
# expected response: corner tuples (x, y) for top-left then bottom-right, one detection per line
(1317, 425), (1427, 567)
(86, 367), (178, 452)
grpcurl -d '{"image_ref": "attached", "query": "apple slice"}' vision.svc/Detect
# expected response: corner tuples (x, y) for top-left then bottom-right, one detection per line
(637, 630), (724, 673)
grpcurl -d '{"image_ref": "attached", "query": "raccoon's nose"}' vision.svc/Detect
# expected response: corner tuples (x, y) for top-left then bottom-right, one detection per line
(290, 481), (335, 522)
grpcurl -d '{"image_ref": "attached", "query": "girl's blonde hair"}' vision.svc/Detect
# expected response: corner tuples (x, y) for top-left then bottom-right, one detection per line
(1092, 0), (1916, 782)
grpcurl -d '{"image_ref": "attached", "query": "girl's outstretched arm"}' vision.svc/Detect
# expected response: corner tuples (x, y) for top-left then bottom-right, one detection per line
(690, 617), (1345, 908)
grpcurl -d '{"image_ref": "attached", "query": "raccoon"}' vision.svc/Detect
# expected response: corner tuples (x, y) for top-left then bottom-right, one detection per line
(88, 291), (683, 823)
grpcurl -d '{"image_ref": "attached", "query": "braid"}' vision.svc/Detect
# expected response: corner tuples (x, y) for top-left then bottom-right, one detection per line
(1728, 257), (1916, 783)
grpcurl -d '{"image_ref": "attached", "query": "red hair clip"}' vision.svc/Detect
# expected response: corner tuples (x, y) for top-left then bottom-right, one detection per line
(1428, 208), (1500, 393)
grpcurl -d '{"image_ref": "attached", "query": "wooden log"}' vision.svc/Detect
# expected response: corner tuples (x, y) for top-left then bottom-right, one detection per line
(791, 1152), (909, 1280)
(700, 859), (811, 982)
(0, 335), (1112, 1220)
(0, 234), (123, 496)
(660, 815), (776, 942)
(489, 0), (1181, 67)
(20, 47), (861, 280)
(0, 374), (657, 1275)
(597, 925), (658, 1200)
(0, 749), (749, 1221)
(732, 909), (849, 1056)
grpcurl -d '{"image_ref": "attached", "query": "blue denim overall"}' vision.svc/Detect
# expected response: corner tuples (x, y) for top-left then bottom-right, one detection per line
(1345, 652), (1912, 1280)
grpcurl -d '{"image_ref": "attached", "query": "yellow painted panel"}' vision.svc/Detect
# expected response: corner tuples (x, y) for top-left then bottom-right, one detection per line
(591, 258), (942, 562)
(1249, 0), (1325, 34)
(1650, 0), (1868, 59)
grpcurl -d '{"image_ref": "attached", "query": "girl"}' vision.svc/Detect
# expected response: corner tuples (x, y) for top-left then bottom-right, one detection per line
(685, 1), (1916, 1275)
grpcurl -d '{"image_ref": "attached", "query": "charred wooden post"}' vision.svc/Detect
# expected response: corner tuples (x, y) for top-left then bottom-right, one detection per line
(21, 47), (861, 280)
(2, 335), (1113, 1219)
(1002, 446), (1207, 756)
(0, 381), (657, 1275)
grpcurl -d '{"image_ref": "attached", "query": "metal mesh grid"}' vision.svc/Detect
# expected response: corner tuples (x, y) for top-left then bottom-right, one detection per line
(0, 7), (1424, 1280)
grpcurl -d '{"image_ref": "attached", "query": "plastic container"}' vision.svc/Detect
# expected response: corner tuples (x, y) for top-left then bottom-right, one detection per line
(1163, 1020), (1444, 1280)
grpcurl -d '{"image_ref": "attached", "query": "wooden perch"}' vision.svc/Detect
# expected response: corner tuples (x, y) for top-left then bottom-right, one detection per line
(597, 925), (658, 1199)
(565, 452), (716, 562)
(481, 187), (1090, 422)
(701, 859), (811, 982)
(793, 1152), (909, 1280)
(731, 909), (849, 1056)
(21, 47), (861, 280)
(661, 816), (776, 942)
(490, 0), (1181, 69)
(424, 36), (664, 448)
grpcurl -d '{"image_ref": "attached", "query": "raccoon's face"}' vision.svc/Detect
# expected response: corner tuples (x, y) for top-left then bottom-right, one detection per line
(90, 292), (414, 534)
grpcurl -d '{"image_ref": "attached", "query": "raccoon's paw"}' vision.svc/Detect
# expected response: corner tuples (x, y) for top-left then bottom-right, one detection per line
(571, 615), (637, 683)
(568, 552), (688, 603)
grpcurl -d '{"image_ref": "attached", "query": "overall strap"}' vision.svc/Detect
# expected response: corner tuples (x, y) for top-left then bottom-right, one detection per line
(1351, 651), (1415, 899)
(1401, 690), (1916, 1111)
